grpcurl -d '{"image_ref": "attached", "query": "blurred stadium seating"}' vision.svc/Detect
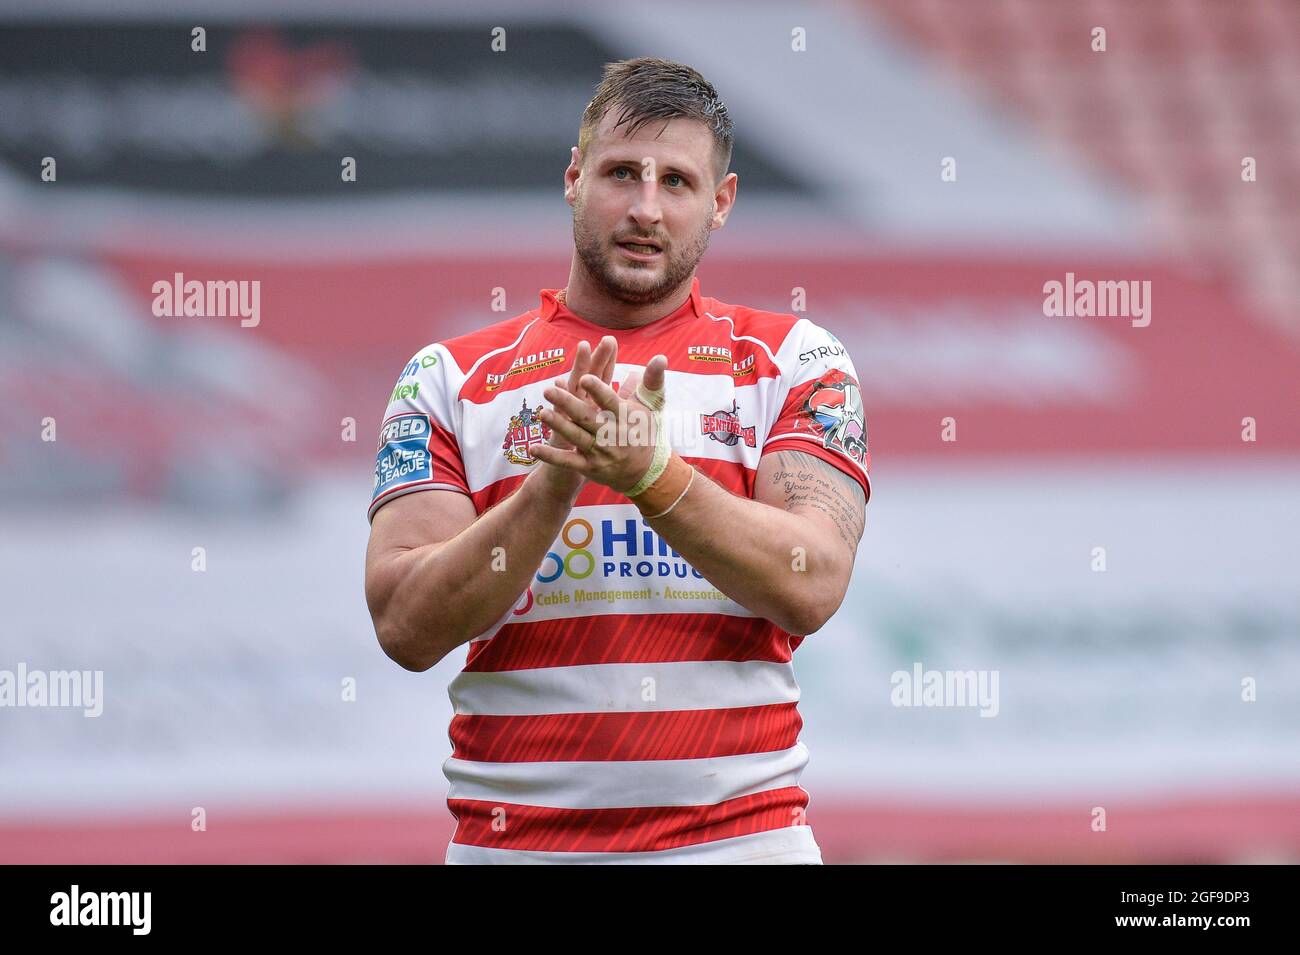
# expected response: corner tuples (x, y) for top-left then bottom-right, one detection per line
(865, 0), (1300, 331)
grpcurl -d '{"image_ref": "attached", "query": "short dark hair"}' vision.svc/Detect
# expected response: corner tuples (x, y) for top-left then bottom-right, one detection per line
(578, 57), (734, 186)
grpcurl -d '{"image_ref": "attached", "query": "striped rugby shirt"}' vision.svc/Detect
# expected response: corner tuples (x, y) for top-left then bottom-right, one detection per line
(369, 275), (871, 864)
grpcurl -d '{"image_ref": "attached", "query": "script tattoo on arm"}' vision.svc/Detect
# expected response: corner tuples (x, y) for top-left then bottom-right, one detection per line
(766, 449), (866, 554)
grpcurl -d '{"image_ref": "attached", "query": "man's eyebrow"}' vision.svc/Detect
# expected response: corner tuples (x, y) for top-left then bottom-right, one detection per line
(600, 157), (699, 179)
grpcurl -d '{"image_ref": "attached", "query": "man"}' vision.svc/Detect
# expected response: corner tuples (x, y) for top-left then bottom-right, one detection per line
(364, 57), (870, 864)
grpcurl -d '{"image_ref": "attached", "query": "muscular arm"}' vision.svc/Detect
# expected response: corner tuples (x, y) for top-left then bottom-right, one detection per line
(364, 467), (579, 671)
(641, 448), (866, 635)
(364, 336), (617, 671)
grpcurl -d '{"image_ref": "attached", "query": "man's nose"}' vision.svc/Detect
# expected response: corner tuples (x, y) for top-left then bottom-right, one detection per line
(628, 179), (664, 226)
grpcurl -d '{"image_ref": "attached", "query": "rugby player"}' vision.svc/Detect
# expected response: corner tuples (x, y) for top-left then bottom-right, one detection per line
(364, 57), (870, 864)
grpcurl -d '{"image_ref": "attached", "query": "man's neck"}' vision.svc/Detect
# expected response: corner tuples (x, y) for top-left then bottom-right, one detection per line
(560, 264), (693, 330)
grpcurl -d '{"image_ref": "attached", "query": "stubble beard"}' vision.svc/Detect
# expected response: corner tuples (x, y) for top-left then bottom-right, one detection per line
(572, 196), (713, 307)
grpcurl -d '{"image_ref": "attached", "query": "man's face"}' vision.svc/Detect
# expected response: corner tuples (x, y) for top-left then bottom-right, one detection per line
(566, 111), (736, 306)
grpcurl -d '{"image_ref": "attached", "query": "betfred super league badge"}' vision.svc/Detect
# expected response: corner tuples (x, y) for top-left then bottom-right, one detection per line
(502, 397), (551, 466)
(802, 369), (868, 465)
(373, 412), (433, 498)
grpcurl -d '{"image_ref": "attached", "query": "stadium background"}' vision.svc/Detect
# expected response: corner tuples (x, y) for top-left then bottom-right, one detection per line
(1, 0), (1297, 863)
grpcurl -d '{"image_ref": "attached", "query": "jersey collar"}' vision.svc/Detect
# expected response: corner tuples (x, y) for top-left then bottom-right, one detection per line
(539, 275), (705, 338)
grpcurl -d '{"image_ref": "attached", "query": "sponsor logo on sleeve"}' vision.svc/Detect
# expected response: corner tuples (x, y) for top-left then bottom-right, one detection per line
(373, 412), (433, 498)
(700, 399), (756, 447)
(388, 382), (420, 402)
(396, 353), (438, 382)
(798, 331), (847, 365)
(801, 369), (867, 465)
(502, 398), (551, 466)
(388, 354), (438, 401)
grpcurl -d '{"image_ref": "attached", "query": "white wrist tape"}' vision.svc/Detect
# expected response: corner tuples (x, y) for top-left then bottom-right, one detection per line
(624, 376), (671, 498)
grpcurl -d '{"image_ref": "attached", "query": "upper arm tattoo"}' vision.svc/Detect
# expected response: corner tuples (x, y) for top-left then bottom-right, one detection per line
(765, 449), (866, 555)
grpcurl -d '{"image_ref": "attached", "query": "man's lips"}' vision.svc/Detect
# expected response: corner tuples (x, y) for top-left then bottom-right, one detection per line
(617, 239), (663, 259)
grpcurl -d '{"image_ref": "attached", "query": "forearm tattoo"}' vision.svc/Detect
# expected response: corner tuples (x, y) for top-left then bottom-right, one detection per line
(767, 449), (866, 554)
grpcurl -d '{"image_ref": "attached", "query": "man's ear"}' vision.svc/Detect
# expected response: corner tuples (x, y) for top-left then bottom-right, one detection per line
(564, 146), (581, 203)
(710, 172), (738, 228)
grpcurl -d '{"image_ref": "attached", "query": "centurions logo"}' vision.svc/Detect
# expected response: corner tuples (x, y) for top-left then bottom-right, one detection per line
(502, 398), (551, 466)
(700, 399), (756, 448)
(486, 348), (566, 392)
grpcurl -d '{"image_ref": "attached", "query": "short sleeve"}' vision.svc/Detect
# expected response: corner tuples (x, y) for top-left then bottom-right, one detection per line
(367, 345), (471, 522)
(762, 320), (871, 503)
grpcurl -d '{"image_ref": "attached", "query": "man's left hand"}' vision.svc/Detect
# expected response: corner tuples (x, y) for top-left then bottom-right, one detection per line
(531, 354), (669, 495)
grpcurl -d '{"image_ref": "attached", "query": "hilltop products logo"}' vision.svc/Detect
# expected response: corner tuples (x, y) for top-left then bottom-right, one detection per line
(537, 519), (598, 581)
(50, 885), (150, 935)
(502, 399), (550, 466)
(801, 369), (867, 466)
(1043, 272), (1152, 328)
(0, 663), (102, 717)
(486, 349), (566, 392)
(537, 517), (707, 583)
(700, 400), (756, 447)
(151, 272), (260, 328)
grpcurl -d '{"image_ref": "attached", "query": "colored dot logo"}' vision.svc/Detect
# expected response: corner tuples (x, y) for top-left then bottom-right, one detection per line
(537, 518), (596, 582)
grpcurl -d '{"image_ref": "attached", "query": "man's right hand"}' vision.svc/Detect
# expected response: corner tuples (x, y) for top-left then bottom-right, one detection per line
(367, 335), (619, 671)
(535, 335), (617, 502)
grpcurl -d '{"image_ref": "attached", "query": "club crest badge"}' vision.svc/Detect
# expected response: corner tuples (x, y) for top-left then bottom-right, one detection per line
(700, 399), (756, 447)
(802, 369), (868, 465)
(502, 398), (551, 466)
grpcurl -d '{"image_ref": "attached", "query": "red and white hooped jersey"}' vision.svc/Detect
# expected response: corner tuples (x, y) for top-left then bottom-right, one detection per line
(369, 275), (870, 864)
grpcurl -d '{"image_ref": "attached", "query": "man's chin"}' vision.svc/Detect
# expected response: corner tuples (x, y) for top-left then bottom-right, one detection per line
(602, 264), (673, 303)
(612, 262), (663, 283)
